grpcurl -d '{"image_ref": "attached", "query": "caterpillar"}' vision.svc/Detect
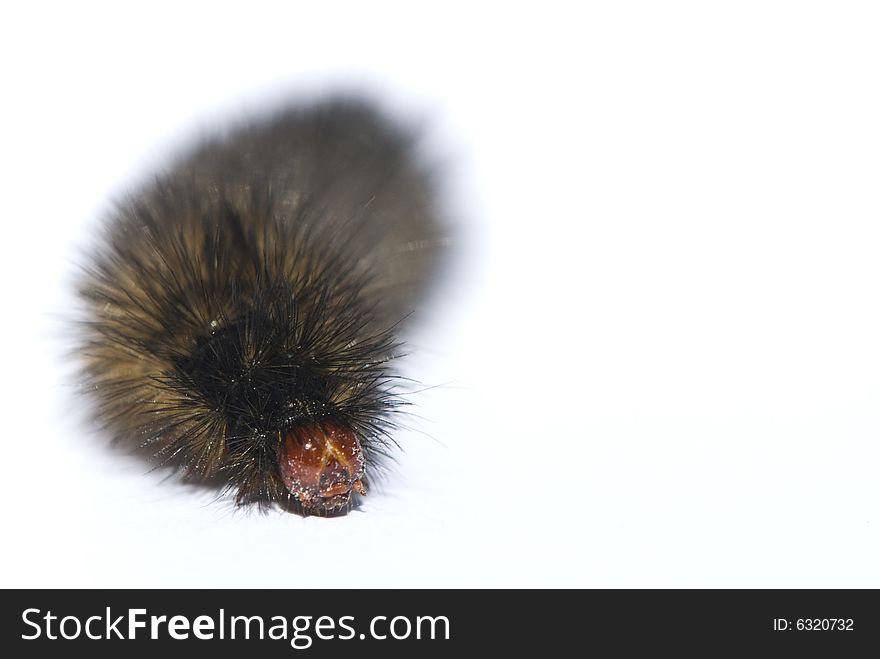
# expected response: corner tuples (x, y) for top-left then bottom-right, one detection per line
(76, 97), (447, 516)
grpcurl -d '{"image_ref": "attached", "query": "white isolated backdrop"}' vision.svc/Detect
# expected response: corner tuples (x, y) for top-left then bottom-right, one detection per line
(1, 1), (880, 587)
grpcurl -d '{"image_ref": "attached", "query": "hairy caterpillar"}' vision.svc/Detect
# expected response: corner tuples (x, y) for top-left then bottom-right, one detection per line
(76, 97), (446, 516)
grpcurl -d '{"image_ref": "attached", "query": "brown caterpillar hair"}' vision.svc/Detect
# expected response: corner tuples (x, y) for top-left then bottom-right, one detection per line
(76, 97), (446, 516)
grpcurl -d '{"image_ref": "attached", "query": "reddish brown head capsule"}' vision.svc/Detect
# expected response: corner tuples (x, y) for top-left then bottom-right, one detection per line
(279, 421), (366, 513)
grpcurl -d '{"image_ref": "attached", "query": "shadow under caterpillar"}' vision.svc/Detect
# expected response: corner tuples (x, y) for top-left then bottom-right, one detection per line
(76, 97), (448, 516)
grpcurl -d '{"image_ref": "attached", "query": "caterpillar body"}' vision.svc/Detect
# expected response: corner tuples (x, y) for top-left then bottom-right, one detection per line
(77, 98), (445, 516)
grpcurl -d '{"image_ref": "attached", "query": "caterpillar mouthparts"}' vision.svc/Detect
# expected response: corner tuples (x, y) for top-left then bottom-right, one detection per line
(280, 421), (367, 512)
(76, 96), (448, 516)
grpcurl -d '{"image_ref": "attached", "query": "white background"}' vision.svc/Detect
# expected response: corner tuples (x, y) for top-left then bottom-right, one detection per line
(2, 1), (880, 587)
